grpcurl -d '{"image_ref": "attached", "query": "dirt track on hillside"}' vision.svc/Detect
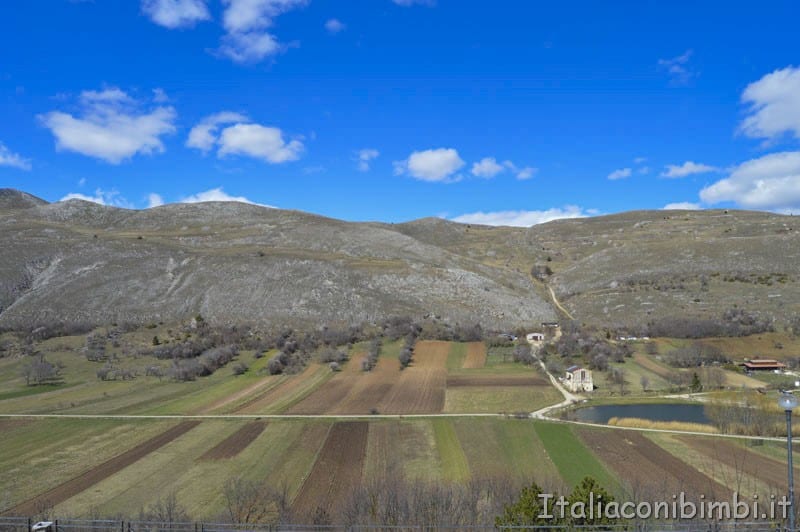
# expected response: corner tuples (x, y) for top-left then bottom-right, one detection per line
(377, 341), (448, 414)
(198, 421), (266, 460)
(577, 428), (729, 500)
(462, 342), (487, 369)
(5, 421), (200, 516)
(290, 421), (368, 521)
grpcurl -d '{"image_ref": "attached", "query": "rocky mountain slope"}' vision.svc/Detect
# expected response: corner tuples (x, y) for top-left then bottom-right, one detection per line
(2, 188), (799, 331)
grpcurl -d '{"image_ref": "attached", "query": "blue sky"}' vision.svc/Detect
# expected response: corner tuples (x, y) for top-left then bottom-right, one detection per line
(2, 0), (800, 225)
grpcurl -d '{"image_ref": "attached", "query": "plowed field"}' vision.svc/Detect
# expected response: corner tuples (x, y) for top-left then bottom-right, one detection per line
(6, 421), (200, 516)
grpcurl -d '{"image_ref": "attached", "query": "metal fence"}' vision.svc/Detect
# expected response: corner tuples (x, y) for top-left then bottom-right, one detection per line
(0, 517), (792, 532)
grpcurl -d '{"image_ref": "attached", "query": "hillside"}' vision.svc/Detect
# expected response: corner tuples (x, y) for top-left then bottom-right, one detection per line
(0, 189), (554, 330)
(2, 188), (799, 331)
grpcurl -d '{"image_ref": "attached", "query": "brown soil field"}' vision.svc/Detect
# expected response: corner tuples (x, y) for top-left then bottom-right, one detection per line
(198, 421), (266, 460)
(462, 342), (487, 369)
(0, 418), (32, 431)
(235, 364), (320, 414)
(331, 356), (400, 415)
(197, 375), (281, 414)
(633, 353), (674, 380)
(577, 428), (729, 500)
(677, 435), (800, 490)
(446, 374), (549, 387)
(6, 421), (200, 516)
(377, 341), (448, 414)
(290, 421), (368, 521)
(286, 354), (365, 415)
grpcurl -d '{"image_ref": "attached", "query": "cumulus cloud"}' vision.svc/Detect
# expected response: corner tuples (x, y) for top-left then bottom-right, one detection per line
(394, 148), (465, 182)
(187, 113), (302, 163)
(700, 151), (800, 210)
(607, 168), (632, 180)
(218, 123), (303, 163)
(451, 206), (589, 227)
(147, 193), (165, 208)
(471, 157), (504, 178)
(515, 166), (536, 180)
(180, 187), (273, 207)
(141, 0), (210, 29)
(219, 0), (308, 63)
(739, 66), (800, 142)
(39, 88), (176, 164)
(186, 111), (249, 152)
(663, 202), (701, 210)
(0, 142), (31, 170)
(661, 161), (718, 178)
(59, 188), (132, 208)
(325, 18), (345, 34)
(356, 148), (379, 171)
(658, 49), (695, 86)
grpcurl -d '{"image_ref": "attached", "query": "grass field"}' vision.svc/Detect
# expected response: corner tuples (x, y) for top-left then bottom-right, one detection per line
(2, 336), (785, 521)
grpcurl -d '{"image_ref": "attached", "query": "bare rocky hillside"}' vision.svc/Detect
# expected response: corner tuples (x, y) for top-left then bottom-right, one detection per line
(2, 188), (799, 331)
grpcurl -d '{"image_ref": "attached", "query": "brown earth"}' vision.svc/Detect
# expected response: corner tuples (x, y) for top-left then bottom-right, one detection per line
(5, 421), (200, 516)
(633, 353), (674, 380)
(330, 356), (399, 414)
(286, 354), (367, 415)
(290, 421), (368, 522)
(677, 435), (800, 491)
(462, 342), (487, 369)
(577, 428), (730, 500)
(377, 340), (448, 414)
(197, 375), (282, 414)
(0, 418), (32, 431)
(446, 374), (549, 387)
(235, 364), (321, 414)
(198, 421), (266, 460)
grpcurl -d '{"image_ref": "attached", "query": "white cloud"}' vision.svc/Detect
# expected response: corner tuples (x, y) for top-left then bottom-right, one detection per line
(220, 0), (308, 63)
(356, 148), (379, 171)
(394, 148), (464, 182)
(0, 142), (31, 170)
(451, 206), (589, 227)
(218, 123), (303, 163)
(658, 49), (695, 86)
(700, 151), (800, 210)
(663, 202), (701, 210)
(180, 187), (273, 207)
(607, 167), (632, 180)
(325, 18), (345, 34)
(147, 193), (165, 208)
(471, 157), (504, 178)
(634, 156), (647, 164)
(515, 166), (536, 180)
(142, 0), (210, 28)
(661, 161), (717, 178)
(187, 113), (302, 163)
(59, 188), (132, 208)
(187, 111), (249, 152)
(392, 0), (435, 5)
(39, 88), (176, 164)
(740, 66), (800, 142)
(152, 88), (169, 103)
(638, 166), (650, 175)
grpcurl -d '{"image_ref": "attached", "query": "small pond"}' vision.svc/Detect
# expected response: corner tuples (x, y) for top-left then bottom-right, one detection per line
(569, 403), (711, 425)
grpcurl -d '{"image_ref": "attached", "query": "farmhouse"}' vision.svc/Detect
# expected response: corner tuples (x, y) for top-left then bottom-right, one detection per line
(564, 365), (594, 392)
(740, 359), (787, 372)
(526, 332), (545, 342)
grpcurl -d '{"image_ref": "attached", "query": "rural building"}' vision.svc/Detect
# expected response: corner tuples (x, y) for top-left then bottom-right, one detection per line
(564, 365), (594, 392)
(526, 332), (545, 342)
(741, 359), (787, 372)
(542, 322), (560, 329)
